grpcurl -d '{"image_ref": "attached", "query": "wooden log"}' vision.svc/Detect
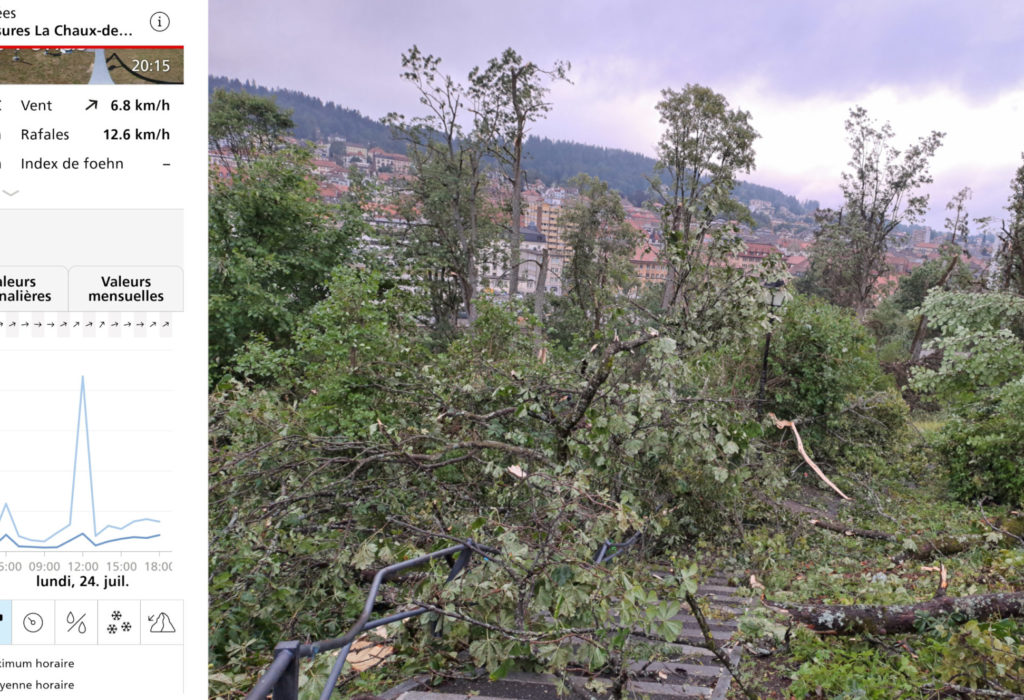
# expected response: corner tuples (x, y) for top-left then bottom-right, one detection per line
(765, 592), (1024, 635)
(809, 518), (897, 542)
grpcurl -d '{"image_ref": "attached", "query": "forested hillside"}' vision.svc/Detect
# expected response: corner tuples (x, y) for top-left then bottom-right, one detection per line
(209, 76), (405, 152)
(209, 76), (818, 213)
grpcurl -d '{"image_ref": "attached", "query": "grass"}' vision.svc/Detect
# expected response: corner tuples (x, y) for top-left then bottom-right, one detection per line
(104, 49), (184, 85)
(0, 49), (93, 84)
(909, 415), (946, 438)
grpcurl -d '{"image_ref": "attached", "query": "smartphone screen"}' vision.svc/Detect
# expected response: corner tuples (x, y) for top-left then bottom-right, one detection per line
(0, 3), (206, 697)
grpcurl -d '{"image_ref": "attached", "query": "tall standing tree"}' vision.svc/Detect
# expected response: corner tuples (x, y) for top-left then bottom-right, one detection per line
(909, 187), (975, 360)
(995, 154), (1024, 296)
(385, 47), (498, 332)
(559, 174), (640, 339)
(808, 107), (944, 314)
(470, 49), (569, 299)
(651, 85), (759, 311)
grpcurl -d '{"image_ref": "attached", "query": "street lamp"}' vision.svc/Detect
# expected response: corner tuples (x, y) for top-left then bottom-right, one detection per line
(757, 280), (787, 417)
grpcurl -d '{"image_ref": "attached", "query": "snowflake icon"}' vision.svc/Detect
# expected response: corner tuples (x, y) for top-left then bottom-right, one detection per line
(121, 622), (131, 632)
(111, 611), (122, 621)
(107, 624), (117, 634)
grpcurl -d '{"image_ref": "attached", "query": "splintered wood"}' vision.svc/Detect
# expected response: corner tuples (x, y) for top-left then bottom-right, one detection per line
(345, 628), (394, 672)
(769, 413), (852, 501)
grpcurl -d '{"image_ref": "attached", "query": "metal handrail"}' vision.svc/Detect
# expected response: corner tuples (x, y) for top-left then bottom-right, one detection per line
(243, 532), (641, 700)
(593, 532), (641, 565)
(243, 540), (497, 700)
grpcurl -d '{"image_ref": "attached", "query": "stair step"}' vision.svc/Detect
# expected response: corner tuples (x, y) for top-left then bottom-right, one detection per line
(696, 584), (740, 594)
(675, 627), (733, 642)
(667, 615), (739, 630)
(628, 660), (726, 678)
(703, 594), (754, 606)
(627, 637), (718, 658)
(703, 578), (731, 586)
(400, 694), (516, 700)
(401, 693), (528, 700)
(615, 614), (738, 631)
(384, 572), (746, 699)
(628, 679), (713, 698)
(629, 626), (732, 643)
(582, 676), (716, 698)
(400, 671), (722, 700)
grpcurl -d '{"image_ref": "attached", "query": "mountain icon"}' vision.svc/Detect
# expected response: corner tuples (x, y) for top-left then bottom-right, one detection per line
(148, 612), (175, 633)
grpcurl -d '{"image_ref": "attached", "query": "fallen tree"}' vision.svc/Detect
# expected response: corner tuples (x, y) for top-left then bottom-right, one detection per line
(765, 591), (1024, 635)
(770, 494), (1024, 561)
(806, 517), (1024, 561)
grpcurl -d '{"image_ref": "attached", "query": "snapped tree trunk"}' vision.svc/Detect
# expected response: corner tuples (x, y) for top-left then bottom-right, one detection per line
(533, 248), (548, 320)
(766, 592), (1024, 635)
(660, 262), (678, 311)
(509, 164), (522, 298)
(895, 532), (1021, 562)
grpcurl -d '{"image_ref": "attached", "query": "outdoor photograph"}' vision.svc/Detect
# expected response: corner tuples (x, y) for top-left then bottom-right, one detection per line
(0, 47), (183, 84)
(207, 2), (1024, 698)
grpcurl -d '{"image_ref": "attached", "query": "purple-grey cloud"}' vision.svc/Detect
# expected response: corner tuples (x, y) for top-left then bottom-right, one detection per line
(211, 0), (1024, 103)
(208, 0), (1024, 226)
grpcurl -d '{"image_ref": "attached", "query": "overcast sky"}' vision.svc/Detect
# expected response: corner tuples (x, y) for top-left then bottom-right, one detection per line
(210, 0), (1024, 229)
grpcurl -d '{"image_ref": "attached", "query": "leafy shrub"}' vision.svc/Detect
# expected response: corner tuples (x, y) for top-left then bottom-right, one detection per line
(910, 290), (1024, 406)
(906, 290), (1024, 504)
(767, 294), (908, 473)
(932, 379), (1024, 506)
(770, 295), (888, 418)
(866, 297), (914, 360)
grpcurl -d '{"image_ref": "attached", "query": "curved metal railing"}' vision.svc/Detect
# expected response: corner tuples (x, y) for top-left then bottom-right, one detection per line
(243, 533), (639, 700)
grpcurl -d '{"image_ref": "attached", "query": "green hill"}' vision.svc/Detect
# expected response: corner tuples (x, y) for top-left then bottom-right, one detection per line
(210, 76), (819, 215)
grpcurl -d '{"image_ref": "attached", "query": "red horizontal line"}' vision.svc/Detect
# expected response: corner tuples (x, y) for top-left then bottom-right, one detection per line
(0, 45), (184, 50)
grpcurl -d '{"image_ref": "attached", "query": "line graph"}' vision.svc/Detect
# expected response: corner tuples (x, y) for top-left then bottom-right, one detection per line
(0, 377), (161, 549)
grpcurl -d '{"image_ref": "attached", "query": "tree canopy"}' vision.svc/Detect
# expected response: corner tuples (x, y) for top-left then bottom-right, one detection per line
(807, 107), (944, 313)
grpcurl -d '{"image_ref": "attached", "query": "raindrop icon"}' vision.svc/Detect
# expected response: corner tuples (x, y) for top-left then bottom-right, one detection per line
(66, 611), (86, 634)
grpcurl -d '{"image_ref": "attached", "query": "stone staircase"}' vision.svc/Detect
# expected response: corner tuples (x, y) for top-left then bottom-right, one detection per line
(381, 576), (752, 700)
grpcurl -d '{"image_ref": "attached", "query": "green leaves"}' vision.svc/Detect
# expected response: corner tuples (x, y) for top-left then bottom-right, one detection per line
(209, 144), (359, 374)
(805, 107), (944, 312)
(906, 290), (1024, 505)
(209, 89), (295, 160)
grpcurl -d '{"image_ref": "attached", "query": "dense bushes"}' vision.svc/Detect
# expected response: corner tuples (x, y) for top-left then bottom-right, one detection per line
(767, 294), (909, 473)
(910, 290), (1024, 504)
(932, 380), (1024, 506)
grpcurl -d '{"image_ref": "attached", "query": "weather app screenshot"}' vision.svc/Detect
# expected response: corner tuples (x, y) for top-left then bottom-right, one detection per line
(0, 2), (206, 697)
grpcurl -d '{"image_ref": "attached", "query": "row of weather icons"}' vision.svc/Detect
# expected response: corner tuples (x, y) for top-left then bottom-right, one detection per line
(0, 47), (183, 85)
(0, 601), (182, 644)
(4, 321), (172, 328)
(22, 610), (174, 635)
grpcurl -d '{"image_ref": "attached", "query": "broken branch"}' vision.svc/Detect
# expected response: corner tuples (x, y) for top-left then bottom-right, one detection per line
(769, 413), (851, 500)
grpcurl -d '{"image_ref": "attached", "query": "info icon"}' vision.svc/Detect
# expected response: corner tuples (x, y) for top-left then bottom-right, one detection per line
(150, 11), (170, 31)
